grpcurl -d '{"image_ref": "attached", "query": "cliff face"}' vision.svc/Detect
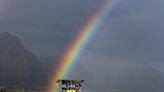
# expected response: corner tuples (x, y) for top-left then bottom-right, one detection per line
(0, 32), (44, 88)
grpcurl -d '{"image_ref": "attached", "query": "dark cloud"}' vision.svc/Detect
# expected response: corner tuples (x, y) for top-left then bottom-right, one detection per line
(78, 0), (164, 86)
(88, 0), (164, 62)
(0, 0), (164, 71)
(0, 0), (104, 56)
(0, 0), (164, 70)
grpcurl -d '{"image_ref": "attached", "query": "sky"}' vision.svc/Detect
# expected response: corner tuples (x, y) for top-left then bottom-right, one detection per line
(1, 0), (164, 91)
(0, 0), (163, 68)
(0, 0), (105, 57)
(0, 0), (163, 58)
(0, 0), (164, 72)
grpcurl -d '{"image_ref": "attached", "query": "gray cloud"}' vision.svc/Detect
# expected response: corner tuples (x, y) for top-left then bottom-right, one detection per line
(1, 0), (164, 70)
(88, 0), (164, 62)
(0, 0), (164, 72)
(78, 0), (164, 88)
(0, 0), (105, 56)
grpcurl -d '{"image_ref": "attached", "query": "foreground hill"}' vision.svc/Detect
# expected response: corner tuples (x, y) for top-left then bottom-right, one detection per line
(0, 32), (45, 88)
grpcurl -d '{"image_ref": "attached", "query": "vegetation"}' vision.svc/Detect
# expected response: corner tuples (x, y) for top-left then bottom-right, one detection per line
(0, 86), (37, 92)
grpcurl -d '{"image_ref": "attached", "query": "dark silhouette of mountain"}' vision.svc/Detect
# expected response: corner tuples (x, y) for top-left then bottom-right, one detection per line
(0, 32), (45, 88)
(0, 32), (93, 91)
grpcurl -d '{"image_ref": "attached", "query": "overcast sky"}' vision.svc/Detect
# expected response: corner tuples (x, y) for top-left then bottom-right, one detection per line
(0, 0), (164, 72)
(0, 0), (105, 56)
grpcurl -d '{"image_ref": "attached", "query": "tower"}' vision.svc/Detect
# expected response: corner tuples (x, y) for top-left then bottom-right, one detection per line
(57, 79), (84, 92)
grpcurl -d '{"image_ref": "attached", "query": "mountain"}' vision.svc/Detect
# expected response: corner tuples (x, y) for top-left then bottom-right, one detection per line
(0, 32), (93, 91)
(0, 32), (45, 88)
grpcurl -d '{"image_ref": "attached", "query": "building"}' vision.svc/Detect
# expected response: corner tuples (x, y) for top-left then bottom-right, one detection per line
(56, 80), (84, 92)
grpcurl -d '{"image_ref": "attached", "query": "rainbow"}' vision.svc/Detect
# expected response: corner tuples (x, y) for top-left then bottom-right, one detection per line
(47, 0), (120, 92)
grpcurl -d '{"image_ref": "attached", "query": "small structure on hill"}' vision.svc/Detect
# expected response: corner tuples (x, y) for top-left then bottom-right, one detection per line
(57, 79), (84, 92)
